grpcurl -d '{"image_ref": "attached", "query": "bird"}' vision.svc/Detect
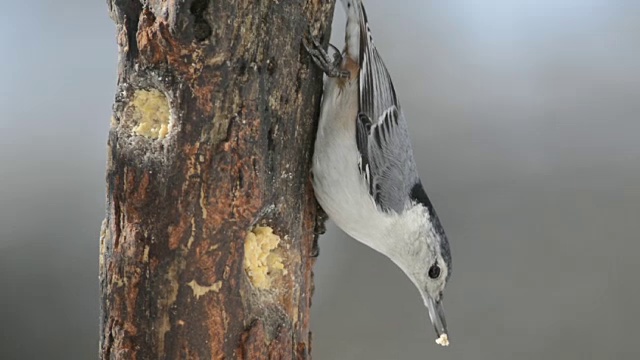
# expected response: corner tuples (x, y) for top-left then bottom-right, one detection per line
(304, 0), (453, 346)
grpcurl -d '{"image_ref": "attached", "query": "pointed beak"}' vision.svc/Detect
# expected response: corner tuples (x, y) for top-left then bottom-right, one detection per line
(425, 295), (450, 346)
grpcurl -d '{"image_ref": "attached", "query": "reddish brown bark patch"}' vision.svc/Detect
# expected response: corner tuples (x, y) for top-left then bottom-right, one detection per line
(101, 0), (336, 359)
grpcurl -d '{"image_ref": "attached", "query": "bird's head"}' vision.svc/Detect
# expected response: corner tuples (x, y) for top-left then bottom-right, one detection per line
(414, 233), (451, 347)
(388, 182), (452, 346)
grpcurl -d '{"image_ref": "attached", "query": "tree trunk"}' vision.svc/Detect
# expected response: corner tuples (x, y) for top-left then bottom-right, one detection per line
(99, 1), (335, 359)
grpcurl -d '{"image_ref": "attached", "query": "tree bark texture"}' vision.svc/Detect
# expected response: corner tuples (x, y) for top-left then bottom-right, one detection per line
(100, 1), (335, 359)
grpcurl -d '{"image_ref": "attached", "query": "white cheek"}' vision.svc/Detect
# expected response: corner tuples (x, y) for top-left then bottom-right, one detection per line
(426, 276), (447, 298)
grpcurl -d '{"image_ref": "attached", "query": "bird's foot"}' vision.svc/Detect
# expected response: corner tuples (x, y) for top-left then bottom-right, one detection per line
(311, 204), (328, 258)
(303, 30), (349, 79)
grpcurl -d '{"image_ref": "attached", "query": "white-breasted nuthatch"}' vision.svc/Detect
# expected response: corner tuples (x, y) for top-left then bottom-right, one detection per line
(304, 0), (452, 346)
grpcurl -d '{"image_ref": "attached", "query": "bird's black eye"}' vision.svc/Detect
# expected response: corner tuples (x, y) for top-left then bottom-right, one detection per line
(428, 264), (441, 279)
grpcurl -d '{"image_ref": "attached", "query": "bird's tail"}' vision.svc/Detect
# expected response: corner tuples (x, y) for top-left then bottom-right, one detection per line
(339, 0), (371, 64)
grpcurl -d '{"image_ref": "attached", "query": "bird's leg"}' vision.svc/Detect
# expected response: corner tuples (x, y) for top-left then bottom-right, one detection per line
(328, 43), (344, 69)
(303, 31), (350, 79)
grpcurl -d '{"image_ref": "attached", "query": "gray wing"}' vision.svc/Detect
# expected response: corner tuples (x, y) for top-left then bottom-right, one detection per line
(355, 4), (420, 213)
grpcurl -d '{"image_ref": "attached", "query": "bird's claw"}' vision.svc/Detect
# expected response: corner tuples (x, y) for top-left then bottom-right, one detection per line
(311, 204), (328, 258)
(303, 29), (349, 79)
(314, 205), (329, 235)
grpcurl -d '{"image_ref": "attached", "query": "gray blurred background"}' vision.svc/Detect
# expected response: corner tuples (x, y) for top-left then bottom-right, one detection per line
(1, 0), (639, 359)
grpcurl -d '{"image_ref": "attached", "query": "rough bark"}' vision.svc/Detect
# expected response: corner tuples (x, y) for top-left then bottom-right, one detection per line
(99, 1), (335, 359)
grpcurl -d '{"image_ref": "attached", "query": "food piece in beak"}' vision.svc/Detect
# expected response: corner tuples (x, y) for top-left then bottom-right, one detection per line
(425, 295), (450, 346)
(435, 333), (449, 346)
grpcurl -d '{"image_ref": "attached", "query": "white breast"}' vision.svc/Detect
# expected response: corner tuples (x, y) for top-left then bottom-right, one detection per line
(312, 77), (396, 255)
